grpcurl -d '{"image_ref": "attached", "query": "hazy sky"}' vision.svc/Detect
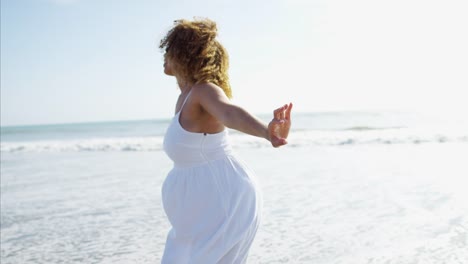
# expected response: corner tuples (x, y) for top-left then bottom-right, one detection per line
(1, 0), (467, 126)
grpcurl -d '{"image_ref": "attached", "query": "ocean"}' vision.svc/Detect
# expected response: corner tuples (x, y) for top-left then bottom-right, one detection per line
(1, 111), (468, 263)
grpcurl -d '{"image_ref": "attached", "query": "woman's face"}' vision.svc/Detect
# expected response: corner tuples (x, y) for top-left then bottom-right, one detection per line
(163, 55), (175, 76)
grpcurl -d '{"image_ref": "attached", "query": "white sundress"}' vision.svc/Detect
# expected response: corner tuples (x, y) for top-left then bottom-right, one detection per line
(161, 91), (262, 263)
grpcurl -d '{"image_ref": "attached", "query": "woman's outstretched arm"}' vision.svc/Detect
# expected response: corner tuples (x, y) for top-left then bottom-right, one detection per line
(196, 83), (292, 147)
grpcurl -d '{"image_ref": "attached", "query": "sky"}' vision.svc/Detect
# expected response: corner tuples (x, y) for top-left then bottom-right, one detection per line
(1, 0), (467, 126)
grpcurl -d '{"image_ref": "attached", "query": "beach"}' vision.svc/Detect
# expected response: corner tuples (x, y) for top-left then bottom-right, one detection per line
(1, 112), (468, 263)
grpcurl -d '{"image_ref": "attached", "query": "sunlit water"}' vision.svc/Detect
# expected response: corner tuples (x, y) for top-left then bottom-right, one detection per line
(1, 111), (467, 263)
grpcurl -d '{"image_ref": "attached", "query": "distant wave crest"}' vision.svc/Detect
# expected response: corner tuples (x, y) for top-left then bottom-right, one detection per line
(343, 126), (405, 131)
(1, 137), (164, 153)
(2, 129), (467, 153)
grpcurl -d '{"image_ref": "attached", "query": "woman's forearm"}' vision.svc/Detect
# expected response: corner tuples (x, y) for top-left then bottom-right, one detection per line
(220, 105), (270, 141)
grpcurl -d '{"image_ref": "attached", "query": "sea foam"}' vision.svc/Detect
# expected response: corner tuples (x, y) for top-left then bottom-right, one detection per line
(1, 128), (467, 153)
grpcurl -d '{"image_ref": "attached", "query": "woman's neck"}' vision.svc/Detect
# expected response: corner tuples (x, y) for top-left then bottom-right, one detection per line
(176, 77), (192, 93)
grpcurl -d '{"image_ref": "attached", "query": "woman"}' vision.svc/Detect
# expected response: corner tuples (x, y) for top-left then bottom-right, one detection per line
(160, 18), (292, 263)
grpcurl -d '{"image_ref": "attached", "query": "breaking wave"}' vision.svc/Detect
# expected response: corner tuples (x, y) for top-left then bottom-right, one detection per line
(2, 129), (467, 153)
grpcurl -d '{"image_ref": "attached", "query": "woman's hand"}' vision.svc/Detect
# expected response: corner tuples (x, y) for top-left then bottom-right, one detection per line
(268, 103), (293, 147)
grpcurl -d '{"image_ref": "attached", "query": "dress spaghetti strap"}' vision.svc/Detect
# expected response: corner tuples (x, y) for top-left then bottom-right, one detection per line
(177, 89), (193, 115)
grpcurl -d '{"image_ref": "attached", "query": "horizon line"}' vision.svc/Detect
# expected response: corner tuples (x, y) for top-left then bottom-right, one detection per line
(0, 108), (421, 128)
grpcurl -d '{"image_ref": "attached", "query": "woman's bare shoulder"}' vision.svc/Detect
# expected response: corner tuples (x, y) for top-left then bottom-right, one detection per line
(192, 83), (225, 97)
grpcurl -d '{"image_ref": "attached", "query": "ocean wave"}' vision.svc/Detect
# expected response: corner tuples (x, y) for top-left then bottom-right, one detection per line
(1, 129), (467, 153)
(0, 137), (165, 153)
(238, 129), (468, 148)
(342, 126), (405, 131)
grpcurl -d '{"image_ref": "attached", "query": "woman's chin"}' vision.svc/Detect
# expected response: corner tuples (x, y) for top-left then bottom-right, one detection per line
(164, 69), (174, 76)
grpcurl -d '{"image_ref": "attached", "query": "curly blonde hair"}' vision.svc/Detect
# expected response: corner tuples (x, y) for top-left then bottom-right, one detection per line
(159, 18), (232, 98)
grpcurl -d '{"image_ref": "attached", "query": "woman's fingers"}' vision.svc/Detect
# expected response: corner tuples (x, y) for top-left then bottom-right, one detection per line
(285, 103), (293, 120)
(280, 107), (284, 119)
(273, 108), (281, 120)
(273, 103), (293, 122)
(269, 103), (292, 147)
(269, 133), (287, 148)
